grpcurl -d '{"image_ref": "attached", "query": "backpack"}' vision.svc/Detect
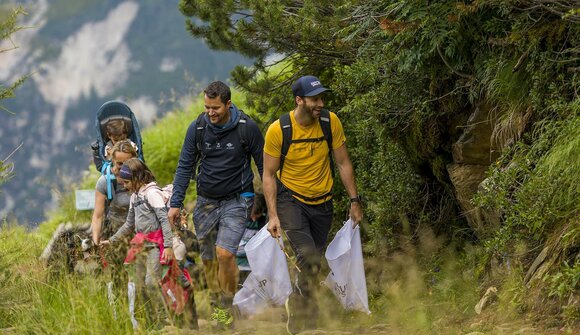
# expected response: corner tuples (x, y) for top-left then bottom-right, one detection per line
(154, 184), (189, 261)
(278, 109), (334, 202)
(157, 184), (174, 208)
(91, 101), (144, 201)
(191, 111), (250, 178)
(135, 183), (174, 210)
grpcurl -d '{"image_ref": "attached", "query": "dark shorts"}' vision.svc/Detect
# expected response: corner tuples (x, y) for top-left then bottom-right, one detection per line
(193, 195), (253, 260)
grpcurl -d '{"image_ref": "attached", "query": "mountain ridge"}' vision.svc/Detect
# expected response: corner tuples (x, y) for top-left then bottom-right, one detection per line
(0, 0), (252, 224)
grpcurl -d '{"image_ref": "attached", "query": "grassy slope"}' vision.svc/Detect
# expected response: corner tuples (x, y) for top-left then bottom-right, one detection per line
(0, 93), (473, 334)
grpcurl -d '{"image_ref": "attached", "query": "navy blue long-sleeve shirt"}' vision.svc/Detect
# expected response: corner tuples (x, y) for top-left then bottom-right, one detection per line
(170, 103), (264, 208)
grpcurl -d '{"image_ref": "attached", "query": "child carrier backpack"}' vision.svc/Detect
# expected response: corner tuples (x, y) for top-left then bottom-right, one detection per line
(91, 100), (144, 201)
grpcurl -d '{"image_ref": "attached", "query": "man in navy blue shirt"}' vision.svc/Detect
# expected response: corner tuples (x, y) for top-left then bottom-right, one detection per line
(169, 81), (264, 314)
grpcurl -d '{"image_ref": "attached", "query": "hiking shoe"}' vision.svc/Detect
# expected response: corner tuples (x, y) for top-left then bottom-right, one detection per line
(231, 304), (242, 321)
(285, 296), (304, 335)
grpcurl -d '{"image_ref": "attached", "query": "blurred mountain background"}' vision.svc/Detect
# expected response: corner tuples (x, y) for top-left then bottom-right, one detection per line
(0, 0), (251, 225)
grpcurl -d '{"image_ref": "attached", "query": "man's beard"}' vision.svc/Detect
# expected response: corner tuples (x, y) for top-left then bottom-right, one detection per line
(300, 104), (319, 119)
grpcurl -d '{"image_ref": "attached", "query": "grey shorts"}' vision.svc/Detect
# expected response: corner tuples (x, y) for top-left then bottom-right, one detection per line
(193, 195), (253, 260)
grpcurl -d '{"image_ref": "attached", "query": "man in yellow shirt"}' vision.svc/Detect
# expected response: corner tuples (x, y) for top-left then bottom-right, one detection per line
(263, 75), (363, 334)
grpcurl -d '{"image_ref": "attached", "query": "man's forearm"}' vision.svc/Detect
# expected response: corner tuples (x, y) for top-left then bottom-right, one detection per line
(171, 122), (198, 208)
(263, 174), (278, 219)
(170, 169), (191, 208)
(338, 158), (359, 198)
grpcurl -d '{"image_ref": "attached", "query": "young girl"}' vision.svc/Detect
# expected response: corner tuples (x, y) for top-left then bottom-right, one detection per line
(101, 158), (174, 327)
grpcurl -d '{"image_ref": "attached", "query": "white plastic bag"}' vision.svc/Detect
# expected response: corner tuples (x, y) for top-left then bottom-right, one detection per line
(172, 235), (186, 261)
(324, 219), (371, 314)
(232, 273), (269, 316)
(233, 226), (293, 316)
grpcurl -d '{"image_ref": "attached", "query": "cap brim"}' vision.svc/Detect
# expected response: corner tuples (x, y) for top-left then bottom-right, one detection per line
(304, 87), (330, 96)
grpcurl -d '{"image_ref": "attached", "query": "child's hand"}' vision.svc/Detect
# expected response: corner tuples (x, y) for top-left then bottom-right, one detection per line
(99, 240), (110, 247)
(162, 247), (174, 262)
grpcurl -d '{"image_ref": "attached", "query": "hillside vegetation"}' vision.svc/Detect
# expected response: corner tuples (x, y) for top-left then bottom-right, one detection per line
(179, 0), (579, 326)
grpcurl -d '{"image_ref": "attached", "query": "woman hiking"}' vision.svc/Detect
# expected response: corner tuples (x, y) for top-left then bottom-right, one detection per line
(91, 139), (137, 280)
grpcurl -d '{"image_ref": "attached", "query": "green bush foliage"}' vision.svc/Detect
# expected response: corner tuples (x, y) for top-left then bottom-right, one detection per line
(180, 0), (579, 322)
(475, 112), (579, 314)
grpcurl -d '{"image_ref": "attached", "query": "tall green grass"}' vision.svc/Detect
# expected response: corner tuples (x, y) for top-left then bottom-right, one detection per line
(1, 225), (181, 334)
(0, 225), (38, 329)
(140, 105), (200, 186)
(1, 222), (486, 334)
(13, 275), (135, 335)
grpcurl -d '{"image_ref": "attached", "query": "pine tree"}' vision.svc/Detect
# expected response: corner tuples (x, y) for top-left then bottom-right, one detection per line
(0, 6), (28, 189)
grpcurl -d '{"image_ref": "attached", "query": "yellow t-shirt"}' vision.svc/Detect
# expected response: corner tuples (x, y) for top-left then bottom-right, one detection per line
(264, 110), (346, 204)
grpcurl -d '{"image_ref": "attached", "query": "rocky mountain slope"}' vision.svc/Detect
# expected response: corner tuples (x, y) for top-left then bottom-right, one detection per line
(0, 0), (251, 225)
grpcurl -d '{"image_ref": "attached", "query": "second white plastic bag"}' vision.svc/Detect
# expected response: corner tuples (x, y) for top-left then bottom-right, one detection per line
(324, 219), (371, 314)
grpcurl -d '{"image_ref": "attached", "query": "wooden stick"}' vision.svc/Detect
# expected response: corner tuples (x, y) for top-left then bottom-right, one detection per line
(276, 235), (301, 273)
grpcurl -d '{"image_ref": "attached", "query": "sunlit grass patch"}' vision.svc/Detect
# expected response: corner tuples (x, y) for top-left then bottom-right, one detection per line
(312, 233), (481, 334)
(13, 272), (137, 335)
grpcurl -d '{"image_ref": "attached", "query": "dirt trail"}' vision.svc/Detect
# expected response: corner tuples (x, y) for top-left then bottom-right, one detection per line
(160, 312), (572, 335)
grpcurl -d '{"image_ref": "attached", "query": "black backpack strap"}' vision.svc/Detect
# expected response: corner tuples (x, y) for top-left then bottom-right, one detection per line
(191, 113), (207, 180)
(319, 109), (335, 178)
(238, 110), (249, 157)
(194, 113), (207, 160)
(279, 113), (292, 178)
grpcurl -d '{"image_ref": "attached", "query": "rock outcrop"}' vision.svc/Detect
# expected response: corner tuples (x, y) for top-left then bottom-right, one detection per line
(447, 102), (501, 237)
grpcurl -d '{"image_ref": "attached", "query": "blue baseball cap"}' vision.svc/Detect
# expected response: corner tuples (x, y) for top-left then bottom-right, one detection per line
(292, 75), (330, 97)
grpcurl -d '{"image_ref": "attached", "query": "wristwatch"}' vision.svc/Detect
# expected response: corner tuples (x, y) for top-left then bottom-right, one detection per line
(349, 195), (362, 204)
